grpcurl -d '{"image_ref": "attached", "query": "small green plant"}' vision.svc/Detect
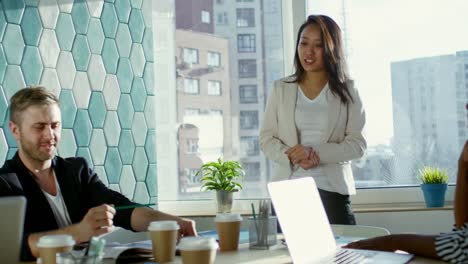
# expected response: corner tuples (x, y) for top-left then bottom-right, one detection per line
(197, 158), (244, 192)
(419, 166), (448, 184)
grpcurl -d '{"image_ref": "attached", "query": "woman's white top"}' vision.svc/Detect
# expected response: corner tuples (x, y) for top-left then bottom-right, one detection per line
(292, 84), (333, 192)
(41, 172), (73, 228)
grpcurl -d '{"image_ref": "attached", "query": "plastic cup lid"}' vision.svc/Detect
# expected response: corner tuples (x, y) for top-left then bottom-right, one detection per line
(214, 213), (242, 222)
(178, 237), (218, 251)
(148, 220), (180, 231)
(37, 235), (75, 248)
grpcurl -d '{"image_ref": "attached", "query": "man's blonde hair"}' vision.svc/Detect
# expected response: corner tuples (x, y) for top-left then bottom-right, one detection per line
(9, 86), (60, 124)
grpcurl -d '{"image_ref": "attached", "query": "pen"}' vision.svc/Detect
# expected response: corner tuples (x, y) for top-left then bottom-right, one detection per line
(114, 203), (156, 210)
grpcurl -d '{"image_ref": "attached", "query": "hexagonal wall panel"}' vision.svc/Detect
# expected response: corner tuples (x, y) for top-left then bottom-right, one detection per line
(131, 112), (147, 146)
(21, 46), (43, 85)
(141, 0), (152, 28)
(133, 182), (150, 203)
(94, 165), (109, 186)
(129, 8), (144, 43)
(130, 78), (146, 112)
(40, 68), (60, 96)
(71, 1), (90, 34)
(144, 95), (155, 129)
(143, 62), (154, 95)
(102, 38), (118, 74)
(3, 65), (25, 101)
(117, 58), (133, 93)
(146, 163), (157, 197)
(58, 0), (73, 13)
(103, 74), (120, 110)
(116, 23), (132, 58)
(25, 0), (38, 6)
(119, 165), (136, 198)
(90, 129), (107, 165)
(101, 3), (118, 38)
(56, 13), (75, 51)
(104, 147), (122, 184)
(21, 6), (43, 46)
(38, 0), (59, 29)
(115, 0), (131, 23)
(108, 184), (120, 192)
(117, 94), (134, 129)
(77, 147), (93, 167)
(57, 129), (77, 158)
(3, 24), (25, 65)
(39, 29), (60, 68)
(0, 89), (8, 126)
(0, 6), (7, 41)
(72, 34), (91, 71)
(118, 129), (135, 164)
(132, 147), (148, 181)
(86, 0), (104, 18)
(88, 55), (106, 91)
(130, 0), (142, 8)
(0, 45), (6, 84)
(142, 29), (153, 62)
(7, 147), (18, 160)
(145, 129), (156, 163)
(88, 92), (106, 128)
(0, 128), (7, 163)
(56, 51), (76, 89)
(3, 0), (25, 24)
(88, 18), (104, 54)
(59, 89), (77, 128)
(130, 43), (145, 77)
(73, 109), (92, 147)
(72, 72), (91, 108)
(104, 111), (121, 146)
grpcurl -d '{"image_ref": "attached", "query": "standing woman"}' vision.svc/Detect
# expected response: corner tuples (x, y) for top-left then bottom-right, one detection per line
(260, 15), (366, 225)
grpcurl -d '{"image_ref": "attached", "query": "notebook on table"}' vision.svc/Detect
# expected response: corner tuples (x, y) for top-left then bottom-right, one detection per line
(0, 196), (27, 264)
(268, 177), (413, 264)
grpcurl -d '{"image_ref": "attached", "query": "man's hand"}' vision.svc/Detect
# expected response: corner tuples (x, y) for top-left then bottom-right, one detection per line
(177, 218), (197, 239)
(74, 204), (116, 243)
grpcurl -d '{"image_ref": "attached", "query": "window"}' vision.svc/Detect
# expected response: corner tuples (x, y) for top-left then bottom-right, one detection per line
(211, 109), (223, 116)
(237, 34), (256, 53)
(238, 59), (257, 78)
(242, 162), (260, 181)
(184, 108), (200, 116)
(240, 136), (259, 156)
(236, 0), (253, 2)
(216, 12), (228, 25)
(186, 138), (199, 154)
(236, 8), (255, 27)
(207, 80), (222, 95)
(183, 48), (198, 64)
(240, 110), (258, 129)
(207, 51), (221, 67)
(184, 78), (199, 94)
(239, 85), (258, 103)
(201, 10), (210, 24)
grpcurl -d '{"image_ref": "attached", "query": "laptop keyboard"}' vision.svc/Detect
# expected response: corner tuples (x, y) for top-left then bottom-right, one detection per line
(332, 249), (377, 264)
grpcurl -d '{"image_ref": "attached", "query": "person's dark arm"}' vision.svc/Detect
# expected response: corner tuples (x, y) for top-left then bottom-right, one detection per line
(345, 234), (438, 259)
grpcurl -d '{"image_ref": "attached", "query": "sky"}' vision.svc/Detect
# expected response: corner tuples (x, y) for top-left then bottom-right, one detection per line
(307, 0), (468, 146)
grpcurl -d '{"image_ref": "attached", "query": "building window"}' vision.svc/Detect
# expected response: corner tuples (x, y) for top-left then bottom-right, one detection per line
(239, 85), (258, 103)
(236, 8), (255, 27)
(183, 48), (199, 64)
(184, 108), (200, 116)
(242, 162), (260, 181)
(207, 51), (221, 67)
(186, 138), (199, 154)
(184, 78), (199, 94)
(216, 0), (225, 4)
(241, 136), (259, 156)
(238, 59), (257, 78)
(216, 12), (228, 25)
(207, 80), (222, 95)
(237, 34), (256, 53)
(201, 10), (211, 24)
(236, 0), (254, 3)
(211, 109), (223, 116)
(240, 110), (258, 129)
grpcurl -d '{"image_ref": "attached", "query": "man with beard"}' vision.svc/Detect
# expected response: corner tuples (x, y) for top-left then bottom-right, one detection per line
(0, 86), (197, 261)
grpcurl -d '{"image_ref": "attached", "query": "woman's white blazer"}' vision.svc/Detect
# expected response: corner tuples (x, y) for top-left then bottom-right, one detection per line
(259, 76), (367, 195)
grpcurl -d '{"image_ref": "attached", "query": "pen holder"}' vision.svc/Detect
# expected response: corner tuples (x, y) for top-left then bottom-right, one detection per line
(57, 252), (103, 264)
(248, 216), (277, 249)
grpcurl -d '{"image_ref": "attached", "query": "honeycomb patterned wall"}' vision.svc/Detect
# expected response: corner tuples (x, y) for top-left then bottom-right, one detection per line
(0, 0), (157, 205)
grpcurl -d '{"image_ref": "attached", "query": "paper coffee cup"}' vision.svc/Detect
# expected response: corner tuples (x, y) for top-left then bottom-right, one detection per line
(215, 213), (242, 251)
(37, 235), (75, 264)
(148, 221), (180, 263)
(178, 237), (218, 264)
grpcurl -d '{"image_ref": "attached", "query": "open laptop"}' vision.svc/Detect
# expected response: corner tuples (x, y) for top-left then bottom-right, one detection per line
(0, 196), (27, 264)
(268, 178), (413, 264)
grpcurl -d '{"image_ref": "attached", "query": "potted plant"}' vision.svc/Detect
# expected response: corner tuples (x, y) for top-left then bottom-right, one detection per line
(419, 166), (449, 207)
(197, 158), (244, 213)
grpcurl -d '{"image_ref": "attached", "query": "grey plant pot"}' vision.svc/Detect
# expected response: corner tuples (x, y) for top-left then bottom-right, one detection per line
(216, 190), (235, 213)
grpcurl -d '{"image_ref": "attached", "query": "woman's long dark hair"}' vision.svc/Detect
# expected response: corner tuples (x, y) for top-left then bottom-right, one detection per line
(288, 15), (353, 105)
